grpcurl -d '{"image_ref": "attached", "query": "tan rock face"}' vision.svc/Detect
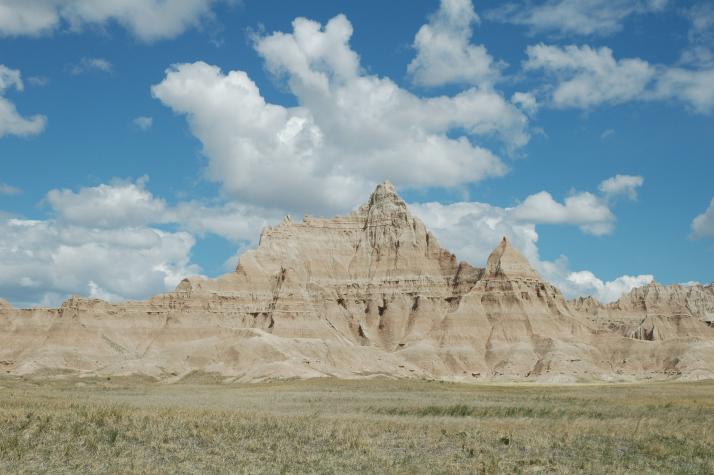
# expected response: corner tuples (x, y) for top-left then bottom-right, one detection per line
(485, 237), (541, 281)
(611, 281), (714, 319)
(1, 181), (713, 382)
(571, 281), (714, 342)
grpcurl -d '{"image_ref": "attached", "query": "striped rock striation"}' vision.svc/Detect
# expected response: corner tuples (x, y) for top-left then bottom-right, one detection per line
(1, 182), (713, 382)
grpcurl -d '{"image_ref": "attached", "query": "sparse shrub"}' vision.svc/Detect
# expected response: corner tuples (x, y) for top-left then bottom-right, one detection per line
(106, 428), (119, 445)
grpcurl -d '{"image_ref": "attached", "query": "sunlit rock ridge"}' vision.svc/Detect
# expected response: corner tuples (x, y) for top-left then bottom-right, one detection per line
(1, 182), (713, 382)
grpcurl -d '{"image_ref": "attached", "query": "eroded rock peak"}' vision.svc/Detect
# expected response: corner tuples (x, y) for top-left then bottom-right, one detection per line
(485, 236), (541, 280)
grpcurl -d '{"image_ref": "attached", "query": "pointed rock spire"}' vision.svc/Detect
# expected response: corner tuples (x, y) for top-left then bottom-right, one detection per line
(357, 180), (419, 253)
(360, 180), (411, 229)
(485, 236), (540, 280)
(366, 180), (406, 210)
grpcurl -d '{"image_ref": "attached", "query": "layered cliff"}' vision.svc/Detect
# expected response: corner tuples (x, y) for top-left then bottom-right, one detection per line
(1, 182), (713, 382)
(572, 282), (714, 341)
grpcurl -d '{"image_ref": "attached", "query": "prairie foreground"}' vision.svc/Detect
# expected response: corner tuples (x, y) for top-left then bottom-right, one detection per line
(0, 376), (712, 474)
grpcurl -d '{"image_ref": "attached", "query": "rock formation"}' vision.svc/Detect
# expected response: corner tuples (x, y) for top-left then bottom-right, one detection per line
(571, 281), (714, 341)
(1, 181), (713, 382)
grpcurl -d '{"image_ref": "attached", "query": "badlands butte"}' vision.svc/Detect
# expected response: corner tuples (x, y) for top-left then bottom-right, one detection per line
(1, 182), (713, 383)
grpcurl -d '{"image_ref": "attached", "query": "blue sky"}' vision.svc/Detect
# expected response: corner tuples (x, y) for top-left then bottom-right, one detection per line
(0, 0), (712, 307)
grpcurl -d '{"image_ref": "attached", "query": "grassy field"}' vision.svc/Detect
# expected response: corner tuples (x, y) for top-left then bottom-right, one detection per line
(0, 376), (712, 474)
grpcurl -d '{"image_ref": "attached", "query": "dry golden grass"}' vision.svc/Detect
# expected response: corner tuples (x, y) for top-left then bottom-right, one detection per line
(1, 375), (713, 474)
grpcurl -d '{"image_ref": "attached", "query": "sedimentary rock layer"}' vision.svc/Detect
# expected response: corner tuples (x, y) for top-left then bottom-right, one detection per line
(1, 182), (713, 382)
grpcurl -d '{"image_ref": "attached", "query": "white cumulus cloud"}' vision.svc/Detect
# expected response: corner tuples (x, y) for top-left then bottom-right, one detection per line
(691, 198), (714, 239)
(153, 14), (529, 216)
(46, 177), (167, 228)
(654, 67), (714, 114)
(166, 201), (282, 243)
(407, 0), (502, 87)
(133, 116), (153, 130)
(0, 65), (46, 138)
(680, 2), (714, 67)
(600, 128), (615, 140)
(0, 0), (225, 42)
(0, 217), (199, 307)
(409, 200), (541, 267)
(510, 191), (615, 235)
(0, 64), (22, 91)
(27, 75), (49, 87)
(0, 182), (20, 195)
(511, 91), (539, 115)
(598, 174), (644, 201)
(0, 177), (282, 307)
(44, 178), (278, 243)
(409, 188), (651, 303)
(69, 57), (113, 75)
(523, 44), (655, 109)
(486, 0), (668, 37)
(523, 43), (714, 113)
(563, 271), (653, 303)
